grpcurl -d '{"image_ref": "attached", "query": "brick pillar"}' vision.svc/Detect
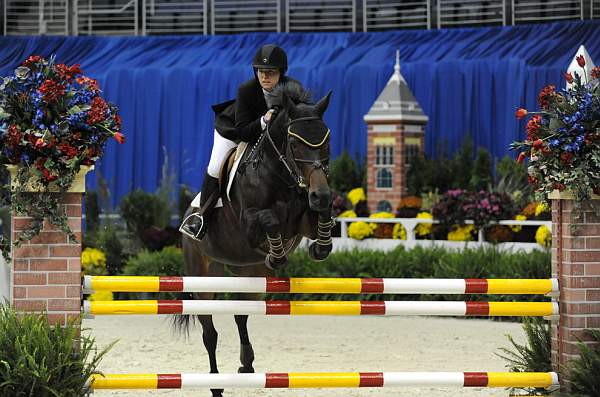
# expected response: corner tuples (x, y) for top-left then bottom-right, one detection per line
(551, 197), (600, 387)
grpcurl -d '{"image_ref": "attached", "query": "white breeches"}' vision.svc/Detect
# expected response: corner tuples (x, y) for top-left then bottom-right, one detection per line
(207, 129), (238, 178)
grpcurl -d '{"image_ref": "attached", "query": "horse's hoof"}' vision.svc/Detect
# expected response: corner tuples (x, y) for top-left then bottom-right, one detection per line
(309, 242), (332, 262)
(265, 254), (287, 270)
(210, 388), (224, 397)
(238, 366), (255, 373)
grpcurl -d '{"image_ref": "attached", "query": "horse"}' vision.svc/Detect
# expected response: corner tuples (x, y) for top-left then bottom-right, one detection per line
(178, 85), (334, 397)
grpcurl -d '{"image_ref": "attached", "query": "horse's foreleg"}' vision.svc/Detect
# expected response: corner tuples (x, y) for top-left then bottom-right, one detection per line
(199, 315), (223, 397)
(234, 314), (255, 373)
(256, 209), (288, 269)
(309, 211), (334, 261)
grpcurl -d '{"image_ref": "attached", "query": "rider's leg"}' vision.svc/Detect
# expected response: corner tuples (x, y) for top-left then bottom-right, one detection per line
(181, 130), (237, 240)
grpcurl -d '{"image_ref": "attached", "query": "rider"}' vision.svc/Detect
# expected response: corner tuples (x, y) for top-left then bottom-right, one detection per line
(181, 44), (303, 240)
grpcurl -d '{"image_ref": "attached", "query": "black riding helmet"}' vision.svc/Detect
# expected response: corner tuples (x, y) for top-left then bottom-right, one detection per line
(252, 44), (288, 75)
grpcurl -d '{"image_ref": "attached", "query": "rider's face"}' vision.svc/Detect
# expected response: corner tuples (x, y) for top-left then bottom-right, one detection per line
(257, 69), (281, 91)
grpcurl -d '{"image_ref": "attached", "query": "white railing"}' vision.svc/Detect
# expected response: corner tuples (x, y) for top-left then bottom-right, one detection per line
(364, 0), (430, 31)
(438, 0), (505, 27)
(75, 0), (138, 36)
(287, 0), (355, 32)
(512, 0), (583, 23)
(4, 0), (68, 35)
(212, 0), (280, 33)
(143, 0), (208, 35)
(336, 217), (552, 242)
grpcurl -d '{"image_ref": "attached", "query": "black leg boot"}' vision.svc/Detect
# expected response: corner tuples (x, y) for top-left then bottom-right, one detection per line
(180, 173), (220, 240)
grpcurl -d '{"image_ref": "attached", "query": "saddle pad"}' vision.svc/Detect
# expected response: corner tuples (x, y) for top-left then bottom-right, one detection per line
(191, 142), (248, 209)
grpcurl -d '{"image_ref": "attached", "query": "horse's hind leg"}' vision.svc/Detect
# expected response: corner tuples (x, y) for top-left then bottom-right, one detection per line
(199, 314), (223, 397)
(234, 314), (255, 373)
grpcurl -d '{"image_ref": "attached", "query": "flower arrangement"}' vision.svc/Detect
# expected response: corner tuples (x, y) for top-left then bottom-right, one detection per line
(447, 224), (475, 241)
(0, 55), (124, 251)
(535, 225), (552, 247)
(369, 211), (394, 238)
(396, 195), (422, 218)
(392, 223), (407, 240)
(511, 54), (600, 208)
(414, 211), (433, 237)
(347, 187), (366, 207)
(347, 221), (374, 240)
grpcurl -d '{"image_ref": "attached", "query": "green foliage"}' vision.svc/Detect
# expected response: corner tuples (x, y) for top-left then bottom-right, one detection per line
(470, 147), (492, 191)
(119, 189), (170, 236)
(85, 191), (100, 233)
(453, 136), (474, 189)
(494, 155), (531, 209)
(123, 246), (183, 277)
(0, 302), (113, 396)
(329, 151), (364, 193)
(276, 247), (550, 302)
(496, 317), (553, 395)
(568, 329), (600, 397)
(179, 184), (196, 222)
(93, 226), (124, 275)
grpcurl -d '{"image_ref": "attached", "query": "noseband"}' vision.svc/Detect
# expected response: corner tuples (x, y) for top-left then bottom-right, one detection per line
(265, 115), (330, 190)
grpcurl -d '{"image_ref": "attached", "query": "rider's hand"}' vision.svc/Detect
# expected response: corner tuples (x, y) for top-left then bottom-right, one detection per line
(264, 109), (275, 123)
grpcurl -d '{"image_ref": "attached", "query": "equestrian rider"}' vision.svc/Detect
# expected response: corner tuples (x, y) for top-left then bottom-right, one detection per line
(181, 44), (303, 240)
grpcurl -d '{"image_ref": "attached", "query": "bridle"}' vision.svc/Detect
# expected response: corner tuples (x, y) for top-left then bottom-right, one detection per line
(264, 114), (330, 191)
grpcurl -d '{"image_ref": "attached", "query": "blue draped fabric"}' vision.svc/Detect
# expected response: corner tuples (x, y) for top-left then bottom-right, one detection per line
(1, 20), (598, 207)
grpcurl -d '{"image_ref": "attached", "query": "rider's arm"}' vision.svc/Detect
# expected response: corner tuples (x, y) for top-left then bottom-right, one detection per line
(234, 83), (265, 142)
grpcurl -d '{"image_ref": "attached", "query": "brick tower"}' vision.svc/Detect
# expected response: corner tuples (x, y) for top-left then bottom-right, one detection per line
(363, 51), (428, 213)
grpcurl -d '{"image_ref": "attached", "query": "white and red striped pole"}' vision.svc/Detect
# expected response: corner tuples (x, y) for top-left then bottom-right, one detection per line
(83, 300), (558, 317)
(89, 371), (559, 389)
(83, 276), (558, 295)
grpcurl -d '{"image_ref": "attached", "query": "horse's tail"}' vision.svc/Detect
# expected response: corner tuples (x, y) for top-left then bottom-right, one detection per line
(171, 216), (214, 336)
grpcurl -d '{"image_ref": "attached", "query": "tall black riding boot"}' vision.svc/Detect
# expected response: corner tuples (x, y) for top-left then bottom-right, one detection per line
(180, 173), (220, 240)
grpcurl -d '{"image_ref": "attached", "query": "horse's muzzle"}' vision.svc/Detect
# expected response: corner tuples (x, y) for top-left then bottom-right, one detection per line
(309, 188), (331, 212)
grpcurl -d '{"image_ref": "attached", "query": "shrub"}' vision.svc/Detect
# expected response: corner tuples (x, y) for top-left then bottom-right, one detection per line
(85, 191), (100, 233)
(0, 303), (112, 396)
(329, 151), (364, 194)
(123, 246), (184, 277)
(568, 329), (600, 397)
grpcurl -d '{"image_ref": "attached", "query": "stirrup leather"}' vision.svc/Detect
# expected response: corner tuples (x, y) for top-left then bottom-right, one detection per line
(179, 212), (205, 241)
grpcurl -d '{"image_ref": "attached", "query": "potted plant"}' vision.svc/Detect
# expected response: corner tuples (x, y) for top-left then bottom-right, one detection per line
(0, 55), (124, 256)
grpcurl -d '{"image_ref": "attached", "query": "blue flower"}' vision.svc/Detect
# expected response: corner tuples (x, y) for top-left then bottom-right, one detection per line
(22, 154), (30, 164)
(576, 134), (585, 144)
(549, 139), (561, 148)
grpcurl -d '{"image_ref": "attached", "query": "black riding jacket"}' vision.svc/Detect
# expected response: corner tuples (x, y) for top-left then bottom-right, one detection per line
(213, 76), (301, 142)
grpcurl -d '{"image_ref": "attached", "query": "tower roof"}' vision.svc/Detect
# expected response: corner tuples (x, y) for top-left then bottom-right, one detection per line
(364, 51), (428, 124)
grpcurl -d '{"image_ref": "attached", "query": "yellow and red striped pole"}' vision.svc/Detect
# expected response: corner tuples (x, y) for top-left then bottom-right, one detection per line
(89, 371), (558, 389)
(83, 276), (558, 295)
(83, 300), (558, 317)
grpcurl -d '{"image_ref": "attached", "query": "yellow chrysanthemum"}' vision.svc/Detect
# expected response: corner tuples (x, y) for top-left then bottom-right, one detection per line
(87, 290), (113, 301)
(337, 210), (357, 218)
(347, 187), (366, 206)
(447, 224), (475, 241)
(81, 247), (107, 275)
(510, 214), (528, 233)
(348, 221), (373, 240)
(535, 202), (550, 217)
(369, 211), (394, 230)
(392, 223), (407, 240)
(415, 212), (433, 236)
(535, 225), (552, 248)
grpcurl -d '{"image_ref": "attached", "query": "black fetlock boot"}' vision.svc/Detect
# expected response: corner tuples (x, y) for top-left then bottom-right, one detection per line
(180, 173), (220, 241)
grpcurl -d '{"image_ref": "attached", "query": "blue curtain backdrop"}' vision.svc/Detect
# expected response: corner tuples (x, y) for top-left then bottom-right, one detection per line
(1, 20), (597, 207)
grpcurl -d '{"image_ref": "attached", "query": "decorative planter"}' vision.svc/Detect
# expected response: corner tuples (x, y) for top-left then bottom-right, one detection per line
(6, 165), (93, 193)
(548, 189), (600, 200)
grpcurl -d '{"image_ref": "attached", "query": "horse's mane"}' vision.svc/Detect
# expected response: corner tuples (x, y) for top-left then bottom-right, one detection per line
(272, 81), (312, 106)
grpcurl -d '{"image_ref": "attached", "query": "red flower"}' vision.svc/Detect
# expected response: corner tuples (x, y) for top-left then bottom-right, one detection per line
(564, 72), (574, 83)
(38, 79), (66, 103)
(41, 168), (57, 182)
(6, 125), (22, 147)
(592, 67), (600, 79)
(114, 132), (125, 144)
(22, 55), (44, 68)
(532, 139), (544, 149)
(34, 157), (47, 170)
(560, 152), (574, 165)
(87, 97), (109, 125)
(35, 138), (46, 148)
(515, 108), (528, 119)
(58, 142), (78, 159)
(576, 55), (586, 68)
(114, 114), (122, 131)
(553, 182), (566, 191)
(538, 85), (556, 110)
(516, 152), (526, 164)
(527, 175), (537, 185)
(76, 76), (100, 93)
(526, 115), (542, 140)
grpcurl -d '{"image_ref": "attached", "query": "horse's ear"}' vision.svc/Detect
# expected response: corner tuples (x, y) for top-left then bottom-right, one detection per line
(315, 91), (332, 117)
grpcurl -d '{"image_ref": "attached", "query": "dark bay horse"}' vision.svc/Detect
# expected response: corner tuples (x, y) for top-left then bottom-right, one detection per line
(178, 85), (334, 397)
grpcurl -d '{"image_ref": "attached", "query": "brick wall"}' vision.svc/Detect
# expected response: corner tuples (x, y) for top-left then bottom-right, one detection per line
(11, 192), (83, 326)
(551, 198), (600, 385)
